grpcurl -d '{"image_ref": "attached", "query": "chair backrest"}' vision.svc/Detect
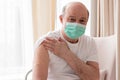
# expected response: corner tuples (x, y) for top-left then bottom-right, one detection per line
(93, 35), (116, 80)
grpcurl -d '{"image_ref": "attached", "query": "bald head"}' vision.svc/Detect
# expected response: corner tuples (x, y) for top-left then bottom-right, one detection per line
(62, 2), (89, 19)
(59, 1), (89, 28)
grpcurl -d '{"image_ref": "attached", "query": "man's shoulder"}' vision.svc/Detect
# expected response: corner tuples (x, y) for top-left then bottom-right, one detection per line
(34, 30), (60, 49)
(80, 35), (95, 46)
(81, 35), (94, 41)
(47, 30), (60, 38)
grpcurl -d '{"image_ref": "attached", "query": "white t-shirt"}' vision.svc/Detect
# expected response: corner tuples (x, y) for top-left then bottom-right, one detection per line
(35, 30), (98, 80)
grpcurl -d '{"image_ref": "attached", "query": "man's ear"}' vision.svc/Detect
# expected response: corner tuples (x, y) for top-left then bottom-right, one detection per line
(59, 15), (63, 23)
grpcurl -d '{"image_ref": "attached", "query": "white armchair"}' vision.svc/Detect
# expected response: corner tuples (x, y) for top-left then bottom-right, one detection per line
(94, 35), (116, 80)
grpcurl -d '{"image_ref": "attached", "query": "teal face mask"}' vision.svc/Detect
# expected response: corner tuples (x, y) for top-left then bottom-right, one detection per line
(64, 22), (86, 39)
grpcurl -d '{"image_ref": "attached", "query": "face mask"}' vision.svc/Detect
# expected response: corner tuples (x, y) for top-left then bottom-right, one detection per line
(64, 22), (86, 39)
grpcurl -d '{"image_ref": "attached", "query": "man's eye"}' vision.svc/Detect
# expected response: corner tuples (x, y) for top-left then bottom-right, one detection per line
(70, 19), (76, 22)
(79, 20), (87, 25)
(80, 20), (85, 22)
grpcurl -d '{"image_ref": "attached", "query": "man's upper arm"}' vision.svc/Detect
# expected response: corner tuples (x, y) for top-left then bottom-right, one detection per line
(32, 44), (49, 80)
(34, 44), (49, 64)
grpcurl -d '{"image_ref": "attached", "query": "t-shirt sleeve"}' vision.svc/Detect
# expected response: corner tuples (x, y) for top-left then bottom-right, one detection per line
(86, 38), (98, 62)
(34, 35), (46, 52)
(34, 31), (60, 52)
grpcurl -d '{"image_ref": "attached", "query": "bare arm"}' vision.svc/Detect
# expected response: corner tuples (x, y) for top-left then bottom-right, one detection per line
(62, 50), (99, 80)
(32, 44), (49, 80)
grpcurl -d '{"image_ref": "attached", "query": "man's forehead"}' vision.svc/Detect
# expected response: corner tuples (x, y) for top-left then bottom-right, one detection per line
(66, 2), (87, 10)
(65, 3), (88, 14)
(62, 2), (89, 19)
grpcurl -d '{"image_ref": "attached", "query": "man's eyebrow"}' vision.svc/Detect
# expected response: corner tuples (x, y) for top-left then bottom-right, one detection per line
(69, 16), (76, 18)
(68, 16), (87, 20)
(80, 17), (87, 20)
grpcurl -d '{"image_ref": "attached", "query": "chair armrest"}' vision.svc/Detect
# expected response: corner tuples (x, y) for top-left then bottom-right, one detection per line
(25, 69), (32, 80)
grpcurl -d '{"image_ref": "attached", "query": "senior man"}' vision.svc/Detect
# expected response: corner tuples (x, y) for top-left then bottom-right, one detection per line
(32, 2), (99, 80)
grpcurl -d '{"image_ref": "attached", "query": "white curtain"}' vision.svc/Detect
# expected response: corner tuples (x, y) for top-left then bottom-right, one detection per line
(91, 0), (115, 37)
(32, 0), (56, 42)
(0, 0), (33, 79)
(91, 0), (120, 80)
(116, 0), (120, 79)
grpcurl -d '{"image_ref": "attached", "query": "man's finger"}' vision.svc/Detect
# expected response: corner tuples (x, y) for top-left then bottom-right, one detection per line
(46, 37), (57, 43)
(44, 39), (55, 45)
(42, 42), (54, 49)
(44, 46), (54, 52)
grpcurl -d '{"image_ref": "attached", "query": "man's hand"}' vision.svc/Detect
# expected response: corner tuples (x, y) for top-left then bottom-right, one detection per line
(42, 37), (70, 59)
